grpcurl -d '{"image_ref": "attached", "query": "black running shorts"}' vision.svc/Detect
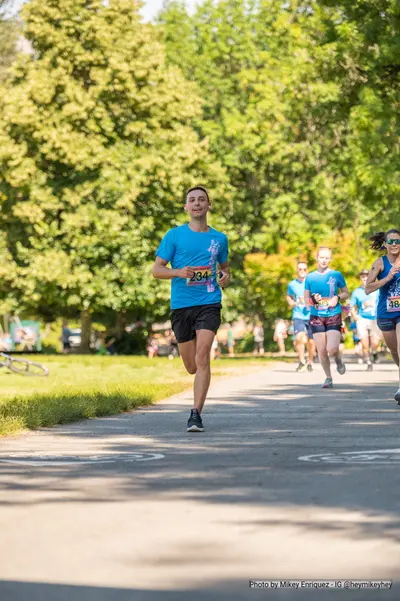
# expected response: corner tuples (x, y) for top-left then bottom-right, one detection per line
(170, 303), (222, 344)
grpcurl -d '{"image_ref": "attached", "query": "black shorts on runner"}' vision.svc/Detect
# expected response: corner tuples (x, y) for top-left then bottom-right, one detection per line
(170, 303), (222, 344)
(310, 313), (342, 334)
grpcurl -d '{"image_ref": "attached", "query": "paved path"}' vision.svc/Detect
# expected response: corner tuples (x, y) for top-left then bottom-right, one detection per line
(0, 361), (400, 600)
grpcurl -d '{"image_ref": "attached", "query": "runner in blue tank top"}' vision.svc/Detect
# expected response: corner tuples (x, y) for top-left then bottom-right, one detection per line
(304, 247), (349, 389)
(365, 228), (400, 404)
(153, 185), (230, 432)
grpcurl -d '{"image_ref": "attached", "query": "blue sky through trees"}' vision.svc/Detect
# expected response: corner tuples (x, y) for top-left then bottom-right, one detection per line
(10, 0), (197, 21)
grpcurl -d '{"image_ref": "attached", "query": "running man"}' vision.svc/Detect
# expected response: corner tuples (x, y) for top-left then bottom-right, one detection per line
(152, 185), (230, 432)
(350, 269), (381, 371)
(287, 261), (316, 372)
(304, 247), (349, 388)
(365, 229), (400, 403)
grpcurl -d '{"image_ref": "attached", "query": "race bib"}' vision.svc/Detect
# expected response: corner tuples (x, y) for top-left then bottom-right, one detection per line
(387, 296), (400, 312)
(187, 266), (212, 287)
(316, 297), (331, 311)
(296, 296), (305, 306)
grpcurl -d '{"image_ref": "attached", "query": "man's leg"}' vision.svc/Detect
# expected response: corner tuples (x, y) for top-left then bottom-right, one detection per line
(178, 339), (197, 374)
(295, 331), (307, 364)
(193, 329), (215, 414)
(360, 334), (371, 365)
(313, 332), (331, 379)
(371, 334), (381, 354)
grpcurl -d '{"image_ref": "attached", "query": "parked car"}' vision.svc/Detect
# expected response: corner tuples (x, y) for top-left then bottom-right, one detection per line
(68, 328), (81, 348)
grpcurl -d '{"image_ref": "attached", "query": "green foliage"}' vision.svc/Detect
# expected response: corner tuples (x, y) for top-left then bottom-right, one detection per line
(0, 0), (399, 328)
(0, 0), (214, 322)
(0, 1), (19, 82)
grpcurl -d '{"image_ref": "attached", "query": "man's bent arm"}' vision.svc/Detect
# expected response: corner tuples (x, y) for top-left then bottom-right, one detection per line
(152, 256), (182, 280)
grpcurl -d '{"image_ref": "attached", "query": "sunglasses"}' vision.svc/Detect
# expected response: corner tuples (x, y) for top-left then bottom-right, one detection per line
(386, 238), (400, 245)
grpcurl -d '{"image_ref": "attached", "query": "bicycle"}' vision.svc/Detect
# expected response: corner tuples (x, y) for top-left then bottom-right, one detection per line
(0, 352), (49, 376)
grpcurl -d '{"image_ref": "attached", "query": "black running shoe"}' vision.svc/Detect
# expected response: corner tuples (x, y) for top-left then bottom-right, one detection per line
(307, 363), (313, 372)
(366, 363), (373, 372)
(187, 409), (204, 432)
(395, 389), (400, 406)
(372, 352), (380, 364)
(296, 362), (307, 373)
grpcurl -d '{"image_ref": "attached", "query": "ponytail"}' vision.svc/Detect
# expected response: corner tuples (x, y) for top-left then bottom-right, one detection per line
(369, 231), (386, 251)
(369, 228), (400, 251)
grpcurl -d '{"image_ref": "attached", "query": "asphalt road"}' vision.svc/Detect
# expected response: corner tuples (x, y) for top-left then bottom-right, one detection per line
(0, 360), (399, 601)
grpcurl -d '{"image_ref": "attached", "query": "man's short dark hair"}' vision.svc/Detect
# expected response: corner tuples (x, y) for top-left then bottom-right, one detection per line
(186, 185), (210, 202)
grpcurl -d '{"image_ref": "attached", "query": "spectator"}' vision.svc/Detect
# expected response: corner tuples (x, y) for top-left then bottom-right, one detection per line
(253, 322), (264, 356)
(210, 335), (220, 360)
(147, 336), (159, 359)
(96, 332), (117, 356)
(227, 326), (235, 357)
(273, 318), (288, 355)
(166, 330), (179, 360)
(61, 320), (72, 354)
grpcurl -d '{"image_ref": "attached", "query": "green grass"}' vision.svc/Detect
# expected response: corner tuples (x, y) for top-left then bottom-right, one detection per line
(0, 354), (276, 436)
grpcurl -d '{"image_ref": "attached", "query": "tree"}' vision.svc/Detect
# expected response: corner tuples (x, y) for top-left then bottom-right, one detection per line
(0, 0), (214, 348)
(0, 0), (19, 82)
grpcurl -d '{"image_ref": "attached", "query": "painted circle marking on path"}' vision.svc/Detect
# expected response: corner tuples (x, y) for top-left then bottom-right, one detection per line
(299, 448), (400, 464)
(0, 452), (165, 466)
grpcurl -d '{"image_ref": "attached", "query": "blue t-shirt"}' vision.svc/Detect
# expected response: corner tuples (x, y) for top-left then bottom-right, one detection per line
(156, 224), (229, 310)
(287, 279), (310, 321)
(350, 287), (378, 320)
(377, 256), (400, 318)
(305, 269), (346, 317)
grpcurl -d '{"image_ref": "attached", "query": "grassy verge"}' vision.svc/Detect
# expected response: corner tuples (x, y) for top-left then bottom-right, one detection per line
(0, 354), (277, 436)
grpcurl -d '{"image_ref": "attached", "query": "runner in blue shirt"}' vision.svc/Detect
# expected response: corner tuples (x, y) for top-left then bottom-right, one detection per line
(304, 247), (349, 389)
(365, 228), (400, 403)
(350, 269), (381, 371)
(286, 261), (316, 373)
(152, 185), (230, 432)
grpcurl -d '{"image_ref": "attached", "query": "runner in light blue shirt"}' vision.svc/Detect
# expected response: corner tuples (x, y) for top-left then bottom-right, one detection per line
(286, 262), (316, 373)
(152, 185), (230, 433)
(304, 247), (349, 389)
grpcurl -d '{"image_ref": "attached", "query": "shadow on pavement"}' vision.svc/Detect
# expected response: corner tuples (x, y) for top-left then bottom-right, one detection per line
(0, 376), (399, 536)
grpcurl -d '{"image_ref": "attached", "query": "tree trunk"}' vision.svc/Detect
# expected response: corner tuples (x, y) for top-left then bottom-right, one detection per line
(115, 310), (127, 338)
(80, 310), (92, 353)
